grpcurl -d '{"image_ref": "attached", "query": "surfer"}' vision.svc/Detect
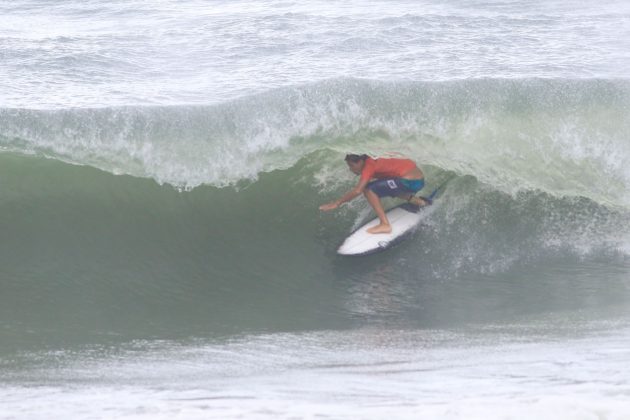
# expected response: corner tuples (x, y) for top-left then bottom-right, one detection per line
(319, 154), (429, 234)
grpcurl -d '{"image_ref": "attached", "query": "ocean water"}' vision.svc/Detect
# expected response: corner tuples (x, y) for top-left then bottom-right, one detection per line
(2, 1), (630, 419)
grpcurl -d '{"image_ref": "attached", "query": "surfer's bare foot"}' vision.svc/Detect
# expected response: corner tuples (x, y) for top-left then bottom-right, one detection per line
(367, 223), (392, 234)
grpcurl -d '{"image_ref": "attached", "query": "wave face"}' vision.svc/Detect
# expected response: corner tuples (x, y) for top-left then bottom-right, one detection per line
(1, 78), (630, 349)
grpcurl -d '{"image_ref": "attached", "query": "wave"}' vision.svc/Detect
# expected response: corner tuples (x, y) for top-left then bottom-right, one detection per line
(0, 148), (628, 274)
(1, 78), (630, 346)
(1, 153), (629, 348)
(1, 77), (629, 207)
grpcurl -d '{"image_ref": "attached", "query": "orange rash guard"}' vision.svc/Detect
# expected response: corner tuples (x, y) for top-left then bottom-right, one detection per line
(359, 157), (416, 183)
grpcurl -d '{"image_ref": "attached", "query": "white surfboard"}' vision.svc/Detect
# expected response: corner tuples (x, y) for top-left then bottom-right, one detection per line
(337, 203), (425, 256)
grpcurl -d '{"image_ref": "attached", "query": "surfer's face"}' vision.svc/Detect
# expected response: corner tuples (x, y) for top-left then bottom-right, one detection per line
(346, 160), (363, 175)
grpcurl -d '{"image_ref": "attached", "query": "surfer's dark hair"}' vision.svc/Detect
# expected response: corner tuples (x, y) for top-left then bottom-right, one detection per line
(344, 154), (369, 163)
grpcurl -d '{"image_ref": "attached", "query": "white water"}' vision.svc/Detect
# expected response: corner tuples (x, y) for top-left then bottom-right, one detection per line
(3, 327), (630, 419)
(2, 0), (630, 108)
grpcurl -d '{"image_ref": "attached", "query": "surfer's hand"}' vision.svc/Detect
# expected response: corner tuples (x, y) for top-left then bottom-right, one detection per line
(319, 202), (339, 211)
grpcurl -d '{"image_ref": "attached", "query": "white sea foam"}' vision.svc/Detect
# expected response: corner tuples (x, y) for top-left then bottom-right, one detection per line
(2, 0), (630, 108)
(3, 327), (630, 419)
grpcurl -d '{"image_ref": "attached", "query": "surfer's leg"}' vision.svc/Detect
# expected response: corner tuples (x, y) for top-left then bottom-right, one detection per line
(398, 179), (429, 206)
(364, 189), (392, 234)
(400, 194), (430, 206)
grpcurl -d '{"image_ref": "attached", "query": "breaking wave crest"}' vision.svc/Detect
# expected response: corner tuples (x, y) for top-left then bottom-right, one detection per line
(1, 77), (629, 208)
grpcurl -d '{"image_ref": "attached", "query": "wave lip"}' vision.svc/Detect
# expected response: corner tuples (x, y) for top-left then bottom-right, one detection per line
(1, 78), (629, 207)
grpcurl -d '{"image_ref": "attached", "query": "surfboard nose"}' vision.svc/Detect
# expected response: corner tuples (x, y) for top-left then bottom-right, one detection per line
(336, 239), (358, 255)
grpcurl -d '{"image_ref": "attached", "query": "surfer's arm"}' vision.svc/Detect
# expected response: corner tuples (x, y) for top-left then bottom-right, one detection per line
(319, 179), (369, 211)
